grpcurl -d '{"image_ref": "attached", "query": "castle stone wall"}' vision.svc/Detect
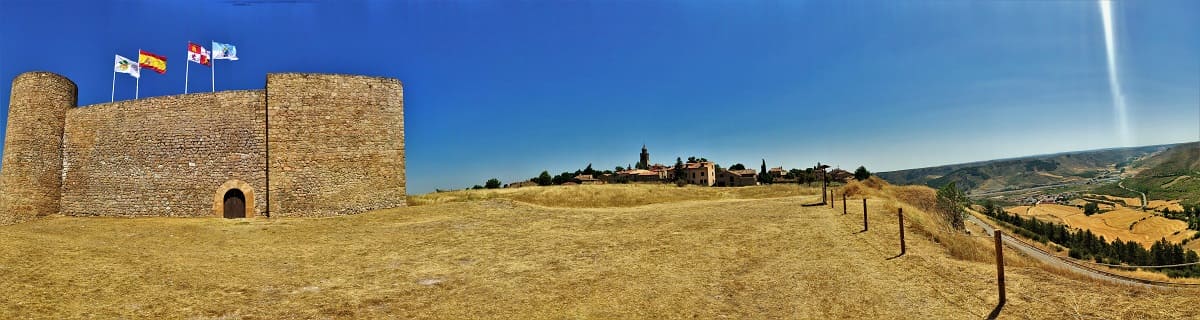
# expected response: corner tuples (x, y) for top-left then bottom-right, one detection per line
(0, 72), (404, 223)
(60, 91), (267, 217)
(0, 72), (76, 224)
(266, 73), (406, 217)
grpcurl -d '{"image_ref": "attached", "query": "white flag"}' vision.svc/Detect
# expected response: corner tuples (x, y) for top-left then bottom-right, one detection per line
(212, 42), (238, 60)
(114, 55), (140, 78)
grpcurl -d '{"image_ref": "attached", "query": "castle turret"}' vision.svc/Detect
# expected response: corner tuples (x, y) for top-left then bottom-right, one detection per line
(0, 72), (76, 223)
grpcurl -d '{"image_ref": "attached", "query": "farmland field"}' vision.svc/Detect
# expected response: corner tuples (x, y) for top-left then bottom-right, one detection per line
(1010, 204), (1195, 247)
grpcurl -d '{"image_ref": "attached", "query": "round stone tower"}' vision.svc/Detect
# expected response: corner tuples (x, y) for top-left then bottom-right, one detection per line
(0, 71), (76, 224)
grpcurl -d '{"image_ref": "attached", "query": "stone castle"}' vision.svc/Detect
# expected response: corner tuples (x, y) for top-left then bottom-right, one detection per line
(0, 71), (405, 224)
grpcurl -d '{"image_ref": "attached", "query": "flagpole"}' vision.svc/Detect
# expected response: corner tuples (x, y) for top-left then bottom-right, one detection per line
(136, 48), (140, 99)
(185, 53), (190, 94)
(111, 69), (116, 102)
(211, 52), (216, 92)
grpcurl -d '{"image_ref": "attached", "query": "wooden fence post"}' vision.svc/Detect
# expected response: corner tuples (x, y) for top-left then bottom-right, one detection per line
(994, 229), (1006, 305)
(830, 189), (835, 208)
(842, 194), (847, 215)
(862, 198), (869, 231)
(898, 208), (906, 256)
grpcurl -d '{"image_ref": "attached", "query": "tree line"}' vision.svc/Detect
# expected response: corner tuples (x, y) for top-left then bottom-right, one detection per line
(1160, 205), (1200, 231)
(471, 161), (876, 189)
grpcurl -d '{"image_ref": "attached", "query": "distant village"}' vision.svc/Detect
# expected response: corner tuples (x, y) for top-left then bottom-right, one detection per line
(491, 145), (858, 189)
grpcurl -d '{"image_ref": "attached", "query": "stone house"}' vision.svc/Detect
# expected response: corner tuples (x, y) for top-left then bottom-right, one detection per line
(717, 169), (757, 187)
(768, 167), (786, 178)
(504, 180), (538, 188)
(574, 174), (603, 185)
(683, 162), (715, 186)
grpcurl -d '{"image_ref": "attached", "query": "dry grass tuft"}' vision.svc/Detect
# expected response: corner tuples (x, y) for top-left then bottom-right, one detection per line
(840, 176), (888, 197)
(840, 179), (995, 263)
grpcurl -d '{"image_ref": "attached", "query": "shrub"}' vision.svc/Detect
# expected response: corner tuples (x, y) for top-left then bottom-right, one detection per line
(1083, 202), (1100, 216)
(935, 182), (967, 230)
(854, 166), (871, 181)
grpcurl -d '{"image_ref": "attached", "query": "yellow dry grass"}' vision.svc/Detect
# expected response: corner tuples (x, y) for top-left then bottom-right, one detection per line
(1086, 194), (1142, 207)
(2, 183), (1199, 318)
(407, 183), (815, 207)
(1146, 200), (1185, 213)
(1015, 205), (1192, 247)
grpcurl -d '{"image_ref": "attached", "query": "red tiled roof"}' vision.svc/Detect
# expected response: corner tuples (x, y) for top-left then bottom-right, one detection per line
(728, 169), (757, 176)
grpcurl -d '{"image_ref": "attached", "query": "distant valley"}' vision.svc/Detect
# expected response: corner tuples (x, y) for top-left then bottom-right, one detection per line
(877, 142), (1200, 205)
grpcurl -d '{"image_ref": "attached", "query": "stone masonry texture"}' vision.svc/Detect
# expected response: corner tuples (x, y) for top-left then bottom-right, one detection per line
(0, 72), (76, 224)
(60, 91), (267, 217)
(0, 71), (404, 223)
(266, 73), (406, 217)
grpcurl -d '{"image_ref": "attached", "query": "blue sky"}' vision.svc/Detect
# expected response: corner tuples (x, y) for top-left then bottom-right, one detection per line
(1, 1), (1197, 194)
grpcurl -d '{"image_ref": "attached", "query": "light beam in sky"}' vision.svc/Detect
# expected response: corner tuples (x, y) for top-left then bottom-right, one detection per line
(1100, 0), (1132, 147)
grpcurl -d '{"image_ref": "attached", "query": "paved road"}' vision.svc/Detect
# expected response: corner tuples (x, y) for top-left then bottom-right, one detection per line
(1117, 180), (1147, 210)
(963, 213), (1169, 289)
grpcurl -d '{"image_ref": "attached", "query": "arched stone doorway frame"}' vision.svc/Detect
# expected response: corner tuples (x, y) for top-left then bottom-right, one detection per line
(213, 179), (256, 218)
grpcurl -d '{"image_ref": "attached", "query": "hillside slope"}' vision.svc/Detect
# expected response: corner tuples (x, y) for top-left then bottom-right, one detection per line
(1, 185), (1197, 318)
(1112, 142), (1200, 205)
(877, 144), (1178, 193)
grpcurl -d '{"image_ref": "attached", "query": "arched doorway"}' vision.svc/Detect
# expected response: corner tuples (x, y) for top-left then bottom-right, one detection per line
(223, 189), (246, 219)
(213, 180), (256, 218)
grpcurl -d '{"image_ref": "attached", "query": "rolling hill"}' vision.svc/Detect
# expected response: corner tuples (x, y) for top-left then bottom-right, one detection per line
(876, 143), (1181, 194)
(1109, 142), (1200, 206)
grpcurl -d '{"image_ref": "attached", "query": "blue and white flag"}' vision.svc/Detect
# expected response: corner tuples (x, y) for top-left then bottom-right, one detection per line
(212, 42), (238, 60)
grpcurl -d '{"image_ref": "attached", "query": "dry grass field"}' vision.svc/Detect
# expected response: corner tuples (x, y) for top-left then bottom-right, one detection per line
(2, 183), (1199, 318)
(1013, 204), (1195, 246)
(407, 183), (806, 207)
(1146, 200), (1186, 213)
(1086, 194), (1142, 207)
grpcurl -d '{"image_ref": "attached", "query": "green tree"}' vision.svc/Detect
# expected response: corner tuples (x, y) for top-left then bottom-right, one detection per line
(485, 178), (501, 189)
(583, 164), (595, 175)
(1084, 202), (1100, 216)
(935, 182), (968, 230)
(853, 166), (871, 181)
(787, 168), (804, 179)
(536, 171), (553, 186)
(615, 166), (625, 172)
(552, 172), (574, 185)
(673, 157), (685, 182)
(729, 163), (746, 171)
(758, 159), (772, 184)
(472, 185), (484, 190)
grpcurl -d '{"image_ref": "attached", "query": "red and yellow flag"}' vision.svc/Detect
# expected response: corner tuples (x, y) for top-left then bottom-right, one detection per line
(139, 50), (167, 74)
(187, 42), (210, 66)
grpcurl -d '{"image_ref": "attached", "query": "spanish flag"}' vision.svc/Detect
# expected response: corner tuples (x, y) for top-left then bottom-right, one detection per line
(139, 50), (167, 74)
